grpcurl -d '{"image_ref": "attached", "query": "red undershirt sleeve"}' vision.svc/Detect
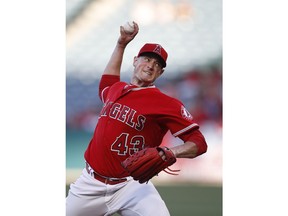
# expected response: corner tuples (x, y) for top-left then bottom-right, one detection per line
(98, 75), (120, 101)
(178, 129), (208, 156)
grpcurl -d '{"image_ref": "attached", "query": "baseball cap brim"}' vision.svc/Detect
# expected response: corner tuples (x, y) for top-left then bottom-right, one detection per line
(138, 52), (166, 68)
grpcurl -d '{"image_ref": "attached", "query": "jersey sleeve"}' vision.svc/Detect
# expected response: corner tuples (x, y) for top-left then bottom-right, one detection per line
(157, 97), (199, 138)
(98, 74), (120, 103)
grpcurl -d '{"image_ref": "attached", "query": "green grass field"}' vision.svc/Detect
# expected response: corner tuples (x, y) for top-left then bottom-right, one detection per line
(66, 183), (222, 216)
(157, 184), (222, 216)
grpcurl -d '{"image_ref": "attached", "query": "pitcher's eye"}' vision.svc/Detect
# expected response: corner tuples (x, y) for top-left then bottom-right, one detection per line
(143, 57), (150, 62)
(155, 62), (161, 68)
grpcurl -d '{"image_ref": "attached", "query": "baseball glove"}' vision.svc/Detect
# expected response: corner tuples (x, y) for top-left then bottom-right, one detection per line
(121, 146), (179, 184)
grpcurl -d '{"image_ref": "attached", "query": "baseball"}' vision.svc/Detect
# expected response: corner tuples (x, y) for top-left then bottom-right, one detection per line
(123, 21), (135, 34)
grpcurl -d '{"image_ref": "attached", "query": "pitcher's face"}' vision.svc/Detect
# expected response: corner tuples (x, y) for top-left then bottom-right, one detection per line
(132, 55), (164, 87)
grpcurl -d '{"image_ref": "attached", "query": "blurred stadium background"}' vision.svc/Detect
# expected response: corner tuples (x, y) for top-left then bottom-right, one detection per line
(66, 0), (222, 215)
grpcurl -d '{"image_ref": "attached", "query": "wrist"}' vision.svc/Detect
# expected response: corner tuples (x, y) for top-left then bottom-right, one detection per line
(117, 40), (128, 48)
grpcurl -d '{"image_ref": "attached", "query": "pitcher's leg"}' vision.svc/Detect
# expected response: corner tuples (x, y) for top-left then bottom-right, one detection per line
(111, 180), (170, 216)
(66, 169), (109, 216)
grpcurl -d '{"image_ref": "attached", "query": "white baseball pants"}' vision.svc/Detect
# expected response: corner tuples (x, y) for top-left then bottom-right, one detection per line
(66, 168), (170, 216)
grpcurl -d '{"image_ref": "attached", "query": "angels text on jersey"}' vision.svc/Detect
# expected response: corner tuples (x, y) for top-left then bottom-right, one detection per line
(99, 101), (146, 131)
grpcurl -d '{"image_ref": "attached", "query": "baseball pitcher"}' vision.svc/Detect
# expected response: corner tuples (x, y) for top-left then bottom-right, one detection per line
(66, 21), (208, 216)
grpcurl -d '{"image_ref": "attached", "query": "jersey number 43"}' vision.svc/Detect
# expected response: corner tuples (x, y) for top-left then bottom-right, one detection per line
(111, 133), (145, 156)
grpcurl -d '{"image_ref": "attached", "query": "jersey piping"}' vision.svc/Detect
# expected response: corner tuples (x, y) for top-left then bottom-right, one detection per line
(172, 123), (199, 137)
(101, 86), (110, 102)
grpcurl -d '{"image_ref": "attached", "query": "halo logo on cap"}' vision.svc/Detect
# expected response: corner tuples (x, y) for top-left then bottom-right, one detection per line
(153, 45), (162, 56)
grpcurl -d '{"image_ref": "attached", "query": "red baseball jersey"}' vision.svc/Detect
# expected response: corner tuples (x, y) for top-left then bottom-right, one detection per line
(84, 75), (199, 178)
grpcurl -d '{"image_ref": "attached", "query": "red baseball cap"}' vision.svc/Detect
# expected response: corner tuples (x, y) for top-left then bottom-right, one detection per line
(137, 43), (168, 67)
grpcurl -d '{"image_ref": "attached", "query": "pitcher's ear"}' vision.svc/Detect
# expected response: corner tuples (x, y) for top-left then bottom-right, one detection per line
(133, 56), (138, 67)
